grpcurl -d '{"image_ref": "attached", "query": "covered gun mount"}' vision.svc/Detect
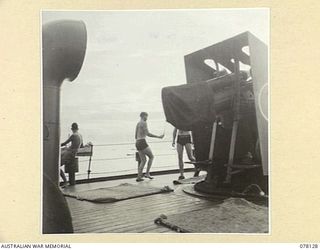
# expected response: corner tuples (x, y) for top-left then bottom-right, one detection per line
(42, 20), (87, 233)
(162, 72), (255, 131)
(162, 31), (268, 195)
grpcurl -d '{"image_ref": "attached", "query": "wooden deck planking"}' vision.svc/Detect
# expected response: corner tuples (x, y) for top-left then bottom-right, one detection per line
(72, 201), (201, 229)
(68, 196), (213, 232)
(65, 174), (215, 233)
(70, 202), (197, 227)
(79, 203), (211, 233)
(102, 222), (170, 233)
(67, 196), (214, 233)
(67, 190), (198, 216)
(137, 224), (175, 233)
(69, 194), (202, 223)
(68, 193), (191, 216)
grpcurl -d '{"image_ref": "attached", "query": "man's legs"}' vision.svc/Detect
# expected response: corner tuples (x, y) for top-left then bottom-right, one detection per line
(60, 149), (69, 187)
(185, 143), (195, 161)
(60, 151), (67, 167)
(177, 143), (185, 179)
(60, 149), (75, 186)
(60, 169), (68, 187)
(137, 151), (146, 181)
(185, 143), (200, 176)
(142, 147), (154, 178)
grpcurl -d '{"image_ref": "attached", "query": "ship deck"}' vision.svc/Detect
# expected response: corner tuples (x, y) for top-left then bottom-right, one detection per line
(64, 172), (219, 233)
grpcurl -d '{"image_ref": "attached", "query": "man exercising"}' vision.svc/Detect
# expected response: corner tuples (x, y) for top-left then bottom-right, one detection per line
(172, 128), (196, 180)
(135, 112), (164, 182)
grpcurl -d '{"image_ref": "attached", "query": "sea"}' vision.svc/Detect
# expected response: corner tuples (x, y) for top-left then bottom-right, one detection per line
(60, 112), (188, 180)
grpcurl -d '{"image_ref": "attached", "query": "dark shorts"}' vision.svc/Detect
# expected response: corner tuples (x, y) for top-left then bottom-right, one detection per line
(135, 139), (149, 151)
(177, 135), (192, 146)
(60, 148), (76, 166)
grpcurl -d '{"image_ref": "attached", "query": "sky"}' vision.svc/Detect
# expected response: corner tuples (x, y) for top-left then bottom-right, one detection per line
(42, 9), (269, 143)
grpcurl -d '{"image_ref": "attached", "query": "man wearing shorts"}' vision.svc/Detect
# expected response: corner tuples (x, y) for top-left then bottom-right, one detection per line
(60, 122), (83, 187)
(135, 112), (164, 182)
(172, 128), (196, 180)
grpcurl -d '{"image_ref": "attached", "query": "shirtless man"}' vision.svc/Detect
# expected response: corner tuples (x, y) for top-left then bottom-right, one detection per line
(60, 122), (83, 186)
(135, 112), (164, 182)
(172, 128), (196, 180)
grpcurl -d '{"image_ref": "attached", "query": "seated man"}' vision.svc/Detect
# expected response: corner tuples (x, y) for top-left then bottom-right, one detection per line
(60, 122), (83, 187)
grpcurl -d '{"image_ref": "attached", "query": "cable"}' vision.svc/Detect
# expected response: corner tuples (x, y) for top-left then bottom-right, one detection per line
(75, 164), (179, 176)
(78, 153), (176, 162)
(93, 140), (172, 147)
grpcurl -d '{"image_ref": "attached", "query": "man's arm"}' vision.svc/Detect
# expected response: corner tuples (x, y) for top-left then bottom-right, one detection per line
(147, 132), (164, 138)
(190, 131), (194, 144)
(79, 134), (84, 148)
(144, 123), (164, 139)
(61, 135), (73, 147)
(172, 128), (177, 147)
(135, 124), (138, 140)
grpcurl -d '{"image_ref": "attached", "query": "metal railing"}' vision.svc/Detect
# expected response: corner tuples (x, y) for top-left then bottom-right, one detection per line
(93, 140), (173, 147)
(74, 140), (180, 181)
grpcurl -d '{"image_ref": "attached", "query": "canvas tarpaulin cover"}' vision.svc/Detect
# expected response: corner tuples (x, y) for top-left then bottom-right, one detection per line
(161, 82), (216, 131)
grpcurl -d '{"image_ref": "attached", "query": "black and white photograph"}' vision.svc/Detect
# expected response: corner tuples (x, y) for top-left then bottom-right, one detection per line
(41, 9), (269, 234)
